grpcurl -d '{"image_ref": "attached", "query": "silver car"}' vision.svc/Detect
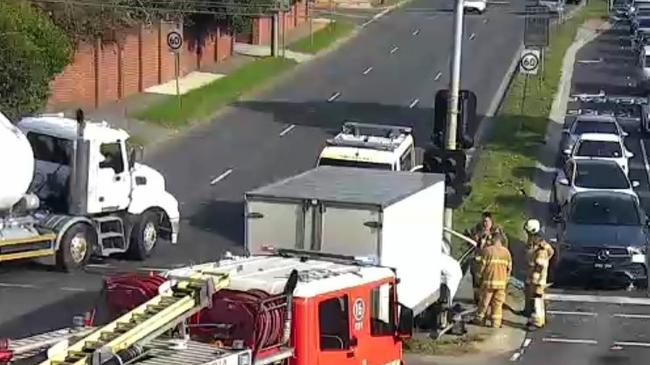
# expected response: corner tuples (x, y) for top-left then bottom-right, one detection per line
(560, 114), (628, 158)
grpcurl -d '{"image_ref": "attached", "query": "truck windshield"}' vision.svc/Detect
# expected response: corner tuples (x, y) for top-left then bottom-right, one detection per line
(318, 158), (393, 170)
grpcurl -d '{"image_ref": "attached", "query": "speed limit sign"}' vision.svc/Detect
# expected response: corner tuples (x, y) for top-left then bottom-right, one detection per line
(167, 29), (183, 53)
(520, 48), (540, 75)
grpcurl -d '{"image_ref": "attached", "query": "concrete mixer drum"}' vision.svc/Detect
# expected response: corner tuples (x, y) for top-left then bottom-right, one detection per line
(0, 112), (35, 212)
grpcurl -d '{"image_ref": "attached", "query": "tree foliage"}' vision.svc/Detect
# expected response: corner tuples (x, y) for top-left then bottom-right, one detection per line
(0, 1), (72, 120)
(33, 0), (289, 41)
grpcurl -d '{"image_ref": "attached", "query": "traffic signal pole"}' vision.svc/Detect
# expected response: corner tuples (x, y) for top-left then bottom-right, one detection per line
(443, 0), (464, 243)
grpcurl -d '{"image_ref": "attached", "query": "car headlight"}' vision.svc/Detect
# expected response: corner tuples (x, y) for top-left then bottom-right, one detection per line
(628, 246), (647, 255)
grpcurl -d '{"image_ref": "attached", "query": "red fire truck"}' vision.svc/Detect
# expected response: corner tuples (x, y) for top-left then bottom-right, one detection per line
(3, 250), (413, 365)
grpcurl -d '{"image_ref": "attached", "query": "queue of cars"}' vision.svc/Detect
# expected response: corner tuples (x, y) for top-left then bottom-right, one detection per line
(551, 94), (650, 288)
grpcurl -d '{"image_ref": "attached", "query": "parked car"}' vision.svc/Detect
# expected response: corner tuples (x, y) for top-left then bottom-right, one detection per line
(539, 0), (565, 14)
(560, 115), (628, 157)
(551, 159), (640, 214)
(566, 133), (633, 175)
(568, 96), (649, 133)
(553, 191), (649, 288)
(463, 0), (486, 14)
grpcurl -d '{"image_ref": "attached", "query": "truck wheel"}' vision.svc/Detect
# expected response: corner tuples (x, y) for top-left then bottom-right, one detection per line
(128, 211), (160, 260)
(56, 223), (94, 272)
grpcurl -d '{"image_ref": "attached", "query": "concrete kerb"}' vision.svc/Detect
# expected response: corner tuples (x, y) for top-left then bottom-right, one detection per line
(143, 0), (413, 157)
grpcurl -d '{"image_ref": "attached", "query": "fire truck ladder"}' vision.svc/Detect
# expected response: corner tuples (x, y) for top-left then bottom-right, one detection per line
(38, 271), (230, 365)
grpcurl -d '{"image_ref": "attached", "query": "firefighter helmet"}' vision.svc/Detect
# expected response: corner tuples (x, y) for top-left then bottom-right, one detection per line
(524, 219), (541, 234)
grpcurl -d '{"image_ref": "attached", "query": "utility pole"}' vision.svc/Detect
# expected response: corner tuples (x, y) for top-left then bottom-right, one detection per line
(444, 0), (464, 243)
(272, 11), (280, 56)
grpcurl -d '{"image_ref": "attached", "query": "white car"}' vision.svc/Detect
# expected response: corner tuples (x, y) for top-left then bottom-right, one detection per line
(464, 0), (486, 14)
(568, 133), (634, 175)
(552, 158), (640, 214)
(560, 115), (628, 157)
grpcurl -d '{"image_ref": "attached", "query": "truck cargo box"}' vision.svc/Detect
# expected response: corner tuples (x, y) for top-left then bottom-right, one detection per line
(244, 166), (446, 314)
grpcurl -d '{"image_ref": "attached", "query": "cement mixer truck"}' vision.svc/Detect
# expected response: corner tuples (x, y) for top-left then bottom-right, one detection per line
(0, 110), (179, 271)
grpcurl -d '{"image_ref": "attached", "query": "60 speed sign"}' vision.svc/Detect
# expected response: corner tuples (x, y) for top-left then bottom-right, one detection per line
(520, 48), (540, 75)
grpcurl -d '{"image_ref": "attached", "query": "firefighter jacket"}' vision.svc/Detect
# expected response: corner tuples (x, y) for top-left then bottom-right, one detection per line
(526, 239), (552, 295)
(477, 244), (512, 290)
(471, 224), (509, 249)
(526, 234), (555, 258)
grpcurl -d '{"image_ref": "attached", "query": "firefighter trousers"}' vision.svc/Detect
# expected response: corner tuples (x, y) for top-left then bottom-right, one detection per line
(523, 283), (534, 316)
(475, 288), (506, 328)
(527, 293), (546, 328)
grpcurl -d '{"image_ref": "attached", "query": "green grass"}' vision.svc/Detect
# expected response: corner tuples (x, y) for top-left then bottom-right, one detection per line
(404, 333), (485, 355)
(289, 21), (355, 54)
(449, 0), (608, 257)
(135, 57), (296, 127)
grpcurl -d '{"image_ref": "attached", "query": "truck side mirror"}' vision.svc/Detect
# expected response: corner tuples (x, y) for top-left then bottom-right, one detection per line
(128, 145), (144, 168)
(396, 303), (413, 339)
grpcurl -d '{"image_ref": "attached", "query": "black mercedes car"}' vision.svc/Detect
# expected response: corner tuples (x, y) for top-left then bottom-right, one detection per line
(554, 191), (649, 288)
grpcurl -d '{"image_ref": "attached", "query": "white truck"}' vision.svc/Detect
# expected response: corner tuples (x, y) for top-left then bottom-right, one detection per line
(243, 166), (462, 319)
(0, 110), (179, 270)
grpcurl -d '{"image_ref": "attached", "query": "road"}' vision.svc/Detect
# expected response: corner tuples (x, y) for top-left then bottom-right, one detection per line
(514, 20), (650, 365)
(0, 0), (524, 338)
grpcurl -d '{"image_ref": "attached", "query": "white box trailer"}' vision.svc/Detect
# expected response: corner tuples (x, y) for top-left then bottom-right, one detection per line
(244, 166), (449, 315)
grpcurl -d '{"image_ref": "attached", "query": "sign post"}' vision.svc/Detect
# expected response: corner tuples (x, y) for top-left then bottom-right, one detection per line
(167, 28), (183, 109)
(520, 48), (541, 75)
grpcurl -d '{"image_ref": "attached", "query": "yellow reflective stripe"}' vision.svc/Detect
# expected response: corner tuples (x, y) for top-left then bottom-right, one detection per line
(482, 280), (507, 286)
(483, 258), (511, 265)
(383, 360), (401, 365)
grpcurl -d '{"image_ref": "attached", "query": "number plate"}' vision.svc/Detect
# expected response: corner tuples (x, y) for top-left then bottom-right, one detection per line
(594, 263), (613, 269)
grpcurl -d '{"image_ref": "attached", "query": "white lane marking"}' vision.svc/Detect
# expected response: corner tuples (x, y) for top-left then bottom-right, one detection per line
(523, 339), (532, 348)
(85, 263), (112, 268)
(488, 0), (510, 3)
(408, 99), (420, 108)
(509, 352), (521, 361)
(469, 33), (476, 40)
(360, 6), (393, 28)
(279, 124), (296, 137)
(548, 310), (598, 316)
(412, 29), (420, 36)
(60, 287), (87, 292)
(0, 282), (37, 289)
(209, 169), (233, 185)
(546, 293), (650, 306)
(614, 341), (650, 348)
(327, 92), (341, 102)
(362, 66), (373, 75)
(614, 313), (650, 319)
(390, 46), (399, 54)
(483, 18), (489, 24)
(139, 267), (171, 272)
(434, 71), (442, 81)
(542, 337), (598, 345)
(640, 139), (650, 188)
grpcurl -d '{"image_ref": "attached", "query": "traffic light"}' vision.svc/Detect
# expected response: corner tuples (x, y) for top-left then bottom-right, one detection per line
(423, 147), (471, 209)
(433, 89), (478, 150)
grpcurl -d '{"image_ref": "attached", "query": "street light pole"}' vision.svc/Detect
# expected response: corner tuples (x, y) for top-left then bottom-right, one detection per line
(444, 0), (464, 243)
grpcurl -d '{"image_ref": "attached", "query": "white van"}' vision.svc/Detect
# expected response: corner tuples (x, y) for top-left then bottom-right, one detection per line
(639, 45), (650, 89)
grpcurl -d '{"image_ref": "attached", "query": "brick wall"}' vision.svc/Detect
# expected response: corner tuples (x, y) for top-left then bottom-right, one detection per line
(48, 21), (234, 110)
(246, 0), (309, 46)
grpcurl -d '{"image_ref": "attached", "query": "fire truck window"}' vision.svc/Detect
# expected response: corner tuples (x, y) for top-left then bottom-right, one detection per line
(318, 295), (350, 351)
(371, 283), (395, 336)
(99, 142), (124, 174)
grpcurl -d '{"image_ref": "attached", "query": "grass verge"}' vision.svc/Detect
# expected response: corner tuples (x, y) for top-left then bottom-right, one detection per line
(450, 0), (608, 256)
(135, 57), (296, 127)
(404, 333), (485, 355)
(289, 21), (355, 54)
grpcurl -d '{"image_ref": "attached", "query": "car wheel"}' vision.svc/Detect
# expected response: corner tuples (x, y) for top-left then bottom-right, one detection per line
(128, 211), (160, 260)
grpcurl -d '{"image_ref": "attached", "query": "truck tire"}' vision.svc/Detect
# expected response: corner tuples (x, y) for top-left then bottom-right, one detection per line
(56, 223), (94, 272)
(128, 211), (160, 260)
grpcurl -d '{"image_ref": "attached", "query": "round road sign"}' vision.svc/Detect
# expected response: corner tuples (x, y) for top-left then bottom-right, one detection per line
(167, 30), (183, 52)
(520, 51), (540, 72)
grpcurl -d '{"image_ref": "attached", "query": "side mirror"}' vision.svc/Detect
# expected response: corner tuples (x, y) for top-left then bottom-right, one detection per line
(627, 151), (635, 158)
(128, 145), (144, 168)
(558, 177), (569, 186)
(562, 148), (572, 155)
(633, 180), (641, 188)
(623, 131), (630, 137)
(396, 303), (413, 339)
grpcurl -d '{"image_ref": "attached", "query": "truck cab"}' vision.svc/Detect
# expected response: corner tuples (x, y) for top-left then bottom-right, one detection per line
(16, 114), (179, 266)
(316, 122), (420, 172)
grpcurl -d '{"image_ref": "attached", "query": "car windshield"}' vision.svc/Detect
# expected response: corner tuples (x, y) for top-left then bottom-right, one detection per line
(577, 103), (642, 119)
(574, 163), (630, 189)
(576, 140), (622, 158)
(573, 120), (618, 134)
(318, 158), (393, 170)
(569, 195), (641, 226)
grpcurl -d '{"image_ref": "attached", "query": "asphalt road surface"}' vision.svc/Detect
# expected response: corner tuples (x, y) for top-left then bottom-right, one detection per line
(0, 0), (525, 338)
(514, 20), (650, 365)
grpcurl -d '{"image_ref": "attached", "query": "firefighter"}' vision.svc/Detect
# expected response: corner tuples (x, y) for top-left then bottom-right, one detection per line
(469, 212), (508, 303)
(523, 219), (554, 329)
(473, 233), (512, 328)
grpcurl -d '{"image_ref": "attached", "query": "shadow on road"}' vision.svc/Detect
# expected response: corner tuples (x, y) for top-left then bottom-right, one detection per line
(186, 199), (245, 246)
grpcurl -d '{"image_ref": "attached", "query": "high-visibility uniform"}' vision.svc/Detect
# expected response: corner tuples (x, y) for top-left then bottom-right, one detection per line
(470, 225), (508, 303)
(523, 235), (554, 317)
(475, 244), (512, 328)
(526, 240), (552, 328)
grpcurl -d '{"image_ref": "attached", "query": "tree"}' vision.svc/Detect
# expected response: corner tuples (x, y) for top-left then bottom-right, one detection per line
(0, 1), (72, 120)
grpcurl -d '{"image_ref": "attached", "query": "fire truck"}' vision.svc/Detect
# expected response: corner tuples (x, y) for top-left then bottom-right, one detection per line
(1, 250), (413, 365)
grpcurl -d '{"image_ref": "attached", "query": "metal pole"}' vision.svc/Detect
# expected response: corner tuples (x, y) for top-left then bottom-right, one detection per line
(310, 2), (314, 49)
(272, 12), (279, 57)
(282, 9), (286, 57)
(175, 53), (181, 109)
(443, 0), (464, 243)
